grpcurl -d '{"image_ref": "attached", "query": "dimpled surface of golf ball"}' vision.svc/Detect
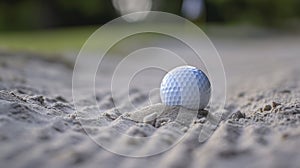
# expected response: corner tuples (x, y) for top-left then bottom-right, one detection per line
(160, 66), (211, 110)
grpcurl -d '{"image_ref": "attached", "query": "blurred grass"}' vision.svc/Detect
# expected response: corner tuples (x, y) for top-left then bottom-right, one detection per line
(0, 26), (97, 54)
(0, 24), (299, 56)
(0, 25), (166, 55)
(0, 24), (191, 55)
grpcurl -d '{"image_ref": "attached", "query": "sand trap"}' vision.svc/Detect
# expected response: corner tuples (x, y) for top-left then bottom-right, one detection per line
(0, 35), (300, 167)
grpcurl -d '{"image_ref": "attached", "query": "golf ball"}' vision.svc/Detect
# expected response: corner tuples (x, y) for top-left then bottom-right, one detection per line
(160, 66), (211, 110)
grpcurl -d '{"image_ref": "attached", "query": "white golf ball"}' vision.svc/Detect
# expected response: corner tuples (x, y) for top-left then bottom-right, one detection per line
(160, 66), (211, 110)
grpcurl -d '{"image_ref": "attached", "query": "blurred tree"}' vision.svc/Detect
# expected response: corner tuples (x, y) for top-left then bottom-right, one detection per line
(0, 0), (117, 30)
(152, 0), (183, 15)
(205, 0), (299, 26)
(0, 0), (299, 30)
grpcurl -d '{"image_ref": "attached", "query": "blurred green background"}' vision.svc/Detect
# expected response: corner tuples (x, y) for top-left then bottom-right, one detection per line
(0, 0), (299, 54)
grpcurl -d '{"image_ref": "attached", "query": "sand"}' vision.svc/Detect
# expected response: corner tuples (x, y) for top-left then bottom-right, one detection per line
(0, 34), (300, 168)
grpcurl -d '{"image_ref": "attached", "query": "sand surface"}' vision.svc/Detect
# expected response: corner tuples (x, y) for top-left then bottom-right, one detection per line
(0, 35), (300, 168)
